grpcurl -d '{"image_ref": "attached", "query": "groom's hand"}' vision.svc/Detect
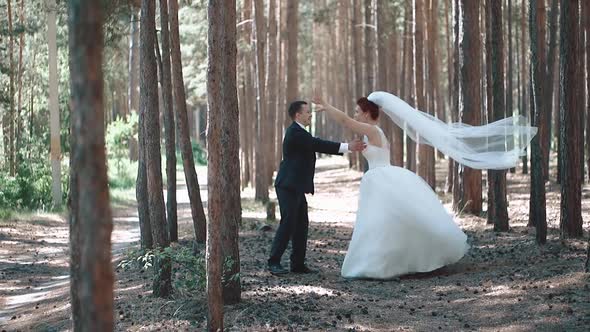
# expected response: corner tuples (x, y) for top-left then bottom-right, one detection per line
(348, 139), (367, 152)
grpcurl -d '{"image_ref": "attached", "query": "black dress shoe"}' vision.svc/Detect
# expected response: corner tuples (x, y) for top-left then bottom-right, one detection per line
(268, 263), (289, 275)
(290, 265), (316, 274)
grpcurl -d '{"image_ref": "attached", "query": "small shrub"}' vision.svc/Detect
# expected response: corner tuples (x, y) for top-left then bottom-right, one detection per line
(106, 113), (138, 189)
(117, 244), (237, 297)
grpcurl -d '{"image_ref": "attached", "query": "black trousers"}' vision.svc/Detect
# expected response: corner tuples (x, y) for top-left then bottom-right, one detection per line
(268, 186), (309, 268)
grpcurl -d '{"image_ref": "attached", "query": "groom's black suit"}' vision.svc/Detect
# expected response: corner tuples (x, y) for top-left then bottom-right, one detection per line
(269, 122), (342, 270)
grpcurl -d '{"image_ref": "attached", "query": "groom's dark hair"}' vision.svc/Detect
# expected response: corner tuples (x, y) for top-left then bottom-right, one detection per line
(288, 101), (308, 120)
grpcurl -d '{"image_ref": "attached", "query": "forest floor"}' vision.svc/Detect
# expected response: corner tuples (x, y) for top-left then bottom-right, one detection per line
(1, 156), (589, 331)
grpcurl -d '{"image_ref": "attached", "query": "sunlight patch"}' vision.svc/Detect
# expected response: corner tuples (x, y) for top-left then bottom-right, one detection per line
(248, 285), (338, 297)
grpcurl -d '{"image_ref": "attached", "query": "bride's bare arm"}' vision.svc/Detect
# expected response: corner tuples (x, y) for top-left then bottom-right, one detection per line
(312, 96), (379, 143)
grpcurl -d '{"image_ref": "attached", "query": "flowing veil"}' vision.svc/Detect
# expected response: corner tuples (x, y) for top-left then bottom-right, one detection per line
(367, 91), (538, 170)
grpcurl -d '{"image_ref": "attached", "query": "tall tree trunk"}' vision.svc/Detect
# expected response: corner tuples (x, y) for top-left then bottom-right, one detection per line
(534, 0), (549, 181)
(485, 0), (495, 223)
(140, 0), (171, 297)
(47, 0), (62, 207)
(414, 0), (430, 187)
(529, 0), (547, 244)
(451, 0), (462, 207)
(391, 2), (408, 168)
(445, 0), (455, 193)
(15, 0), (24, 168)
(559, 0), (583, 238)
(340, 0), (355, 167)
(406, 0), (417, 173)
(520, 0), (529, 174)
(584, 0), (590, 183)
(352, 0), (363, 170)
(128, 9), (140, 161)
(285, 0), (299, 123)
(6, 0), (15, 175)
(135, 109), (153, 249)
(156, 0), (177, 242)
(540, 0), (560, 181)
(488, 0), (509, 231)
(28, 44), (37, 146)
(527, 0), (546, 228)
(136, 17), (153, 250)
(169, 0), (207, 244)
(458, 0), (483, 215)
(376, 0), (390, 153)
(207, 0), (242, 326)
(267, 0), (278, 181)
(365, 0), (375, 93)
(68, 1), (114, 329)
(3, 0), (12, 172)
(276, 0), (286, 169)
(507, 0), (516, 173)
(239, 0), (253, 189)
(426, 0), (438, 186)
(135, 3), (153, 249)
(254, 0), (269, 202)
(220, 3), (242, 305)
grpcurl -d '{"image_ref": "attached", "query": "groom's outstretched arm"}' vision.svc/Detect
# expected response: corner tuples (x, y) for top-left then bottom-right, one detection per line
(291, 129), (350, 155)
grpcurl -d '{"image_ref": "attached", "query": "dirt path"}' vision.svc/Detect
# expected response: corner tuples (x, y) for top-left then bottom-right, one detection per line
(1, 157), (589, 331)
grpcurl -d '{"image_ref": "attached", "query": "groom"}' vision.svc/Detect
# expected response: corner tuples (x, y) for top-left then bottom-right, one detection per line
(267, 100), (365, 275)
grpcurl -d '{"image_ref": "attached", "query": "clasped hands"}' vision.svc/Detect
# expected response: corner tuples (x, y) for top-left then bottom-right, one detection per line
(348, 139), (366, 152)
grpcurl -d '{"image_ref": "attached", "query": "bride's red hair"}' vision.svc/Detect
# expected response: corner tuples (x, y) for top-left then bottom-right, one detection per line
(357, 97), (379, 120)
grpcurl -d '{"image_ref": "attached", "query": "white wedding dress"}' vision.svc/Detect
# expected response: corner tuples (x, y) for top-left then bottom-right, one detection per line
(341, 126), (469, 279)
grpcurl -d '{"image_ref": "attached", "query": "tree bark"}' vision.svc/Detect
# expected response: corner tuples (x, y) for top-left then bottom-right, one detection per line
(451, 0), (461, 207)
(254, 0), (269, 202)
(240, 0), (254, 189)
(15, 0), (25, 168)
(507, 0), (515, 173)
(414, 0), (431, 187)
(376, 0), (391, 157)
(365, 0), (375, 94)
(520, 0), (529, 175)
(584, 0), (590, 183)
(406, 0), (417, 173)
(5, 0), (15, 175)
(266, 0), (278, 182)
(276, 0), (287, 169)
(169, 0), (208, 244)
(140, 0), (171, 297)
(221, 0), (242, 306)
(68, 1), (114, 329)
(426, 0), (438, 186)
(128, 9), (140, 161)
(559, 0), (583, 238)
(135, 21), (153, 249)
(485, 0), (494, 223)
(207, 0), (242, 326)
(489, 0), (509, 231)
(47, 0), (62, 207)
(352, 0), (363, 170)
(445, 0), (455, 193)
(157, 0), (177, 242)
(285, 0), (299, 120)
(534, 0), (549, 181)
(529, 0), (547, 244)
(392, 1), (409, 168)
(458, 0), (482, 215)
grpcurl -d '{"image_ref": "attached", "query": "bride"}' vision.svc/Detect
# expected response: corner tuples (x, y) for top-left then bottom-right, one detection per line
(313, 91), (536, 279)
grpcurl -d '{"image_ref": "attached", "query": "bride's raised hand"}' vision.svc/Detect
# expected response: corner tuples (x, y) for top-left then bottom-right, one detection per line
(311, 92), (326, 112)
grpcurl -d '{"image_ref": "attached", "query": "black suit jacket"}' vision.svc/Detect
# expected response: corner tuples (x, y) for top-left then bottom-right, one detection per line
(274, 122), (342, 194)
